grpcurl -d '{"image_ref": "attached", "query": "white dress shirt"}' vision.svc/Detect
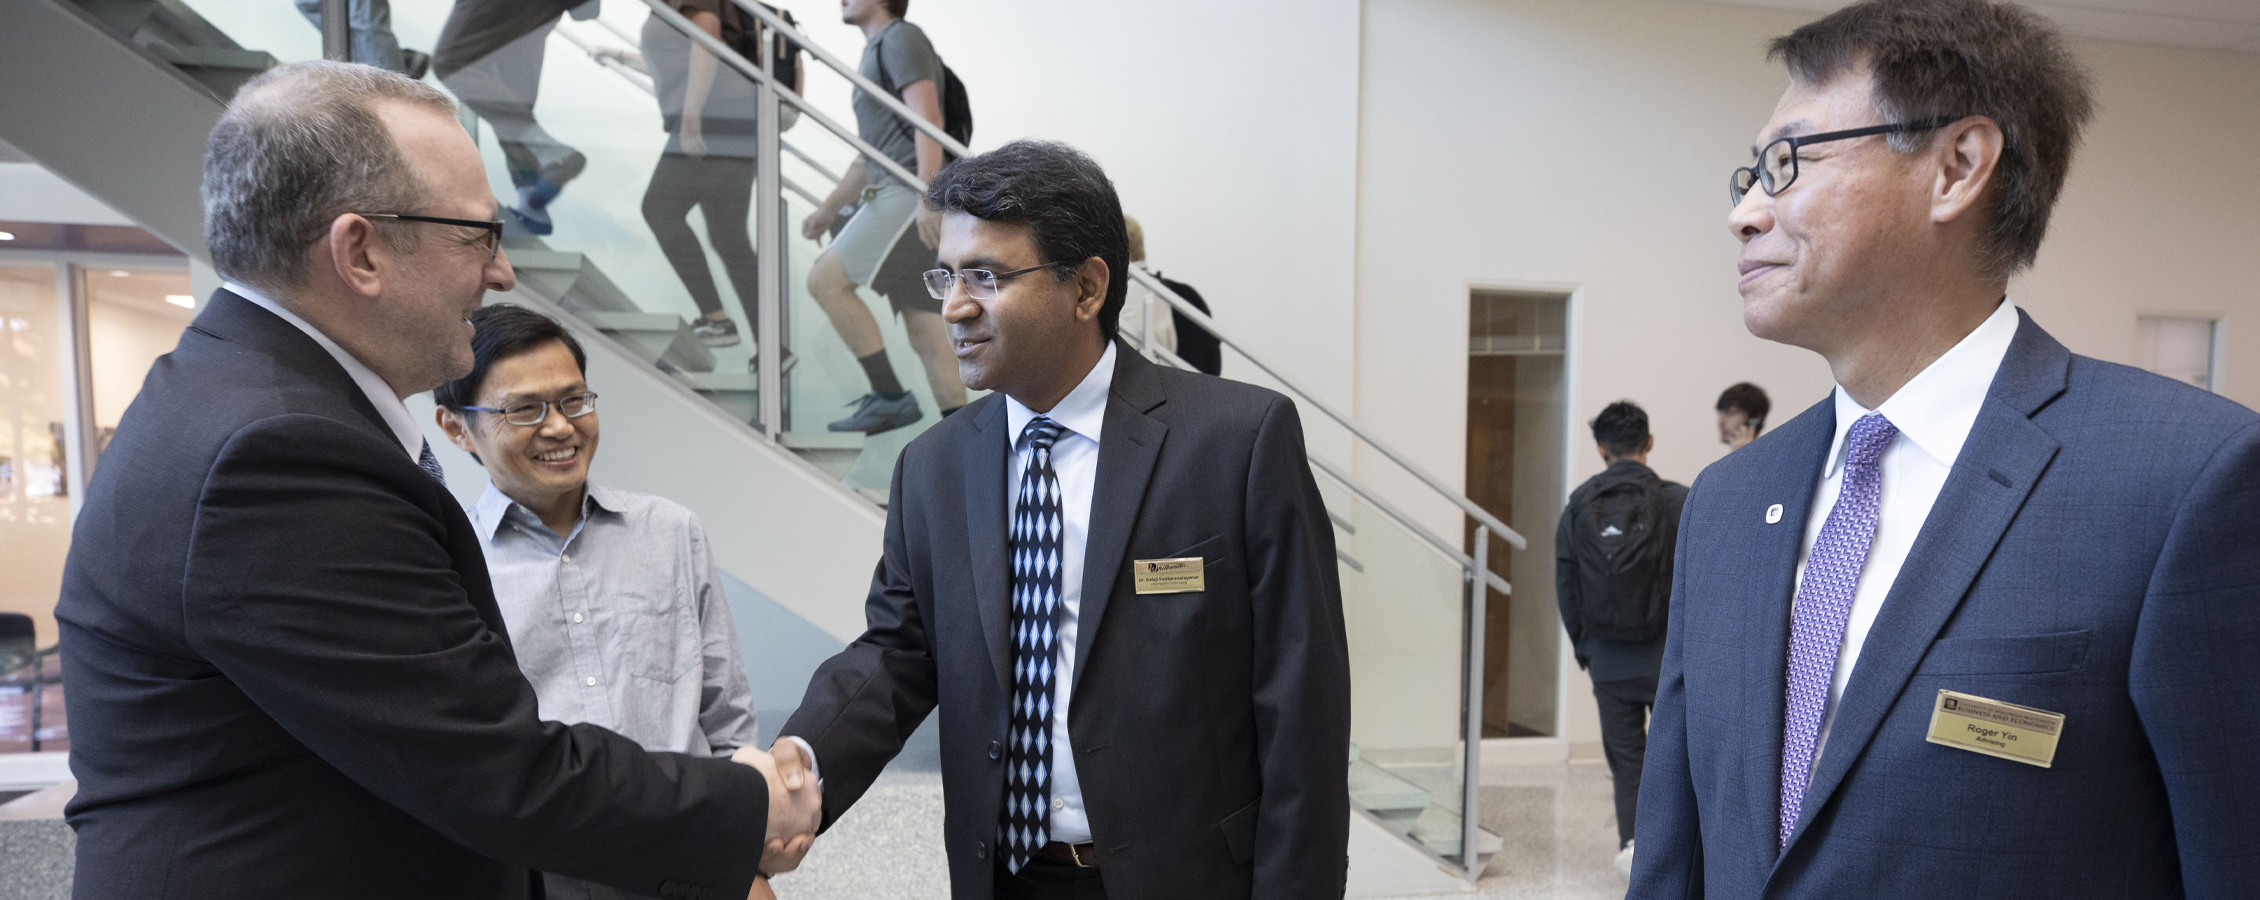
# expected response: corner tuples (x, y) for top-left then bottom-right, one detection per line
(1000, 341), (1115, 845)
(1799, 298), (2019, 768)
(227, 281), (424, 461)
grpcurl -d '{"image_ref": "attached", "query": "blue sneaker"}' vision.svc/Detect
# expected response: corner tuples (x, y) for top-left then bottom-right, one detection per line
(508, 202), (553, 236)
(827, 392), (922, 435)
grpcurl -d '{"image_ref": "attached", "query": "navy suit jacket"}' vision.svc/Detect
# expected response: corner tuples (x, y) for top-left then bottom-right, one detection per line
(1631, 312), (2260, 899)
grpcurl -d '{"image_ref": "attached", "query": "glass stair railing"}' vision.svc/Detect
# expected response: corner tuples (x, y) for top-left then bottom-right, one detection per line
(104, 0), (1524, 878)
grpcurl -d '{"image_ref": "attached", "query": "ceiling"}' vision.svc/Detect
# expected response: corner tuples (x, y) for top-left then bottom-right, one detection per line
(1683, 0), (2260, 54)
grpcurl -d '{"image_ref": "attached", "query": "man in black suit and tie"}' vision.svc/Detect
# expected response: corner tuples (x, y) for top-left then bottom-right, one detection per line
(57, 61), (815, 900)
(767, 140), (1351, 900)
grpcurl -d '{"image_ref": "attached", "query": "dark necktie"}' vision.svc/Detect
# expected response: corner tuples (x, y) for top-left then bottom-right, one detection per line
(418, 439), (448, 487)
(1779, 413), (1897, 848)
(1001, 416), (1065, 874)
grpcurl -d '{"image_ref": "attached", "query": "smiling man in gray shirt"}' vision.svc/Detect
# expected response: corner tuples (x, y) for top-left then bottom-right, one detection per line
(435, 304), (763, 899)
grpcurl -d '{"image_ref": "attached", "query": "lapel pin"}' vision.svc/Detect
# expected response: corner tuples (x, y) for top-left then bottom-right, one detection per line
(1766, 503), (1784, 524)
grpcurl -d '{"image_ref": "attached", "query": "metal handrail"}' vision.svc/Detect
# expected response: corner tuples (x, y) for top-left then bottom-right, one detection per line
(725, 1), (1524, 554)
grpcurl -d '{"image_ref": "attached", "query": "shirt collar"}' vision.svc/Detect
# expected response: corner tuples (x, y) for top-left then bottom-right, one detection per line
(1823, 298), (2020, 478)
(472, 479), (617, 542)
(227, 281), (425, 462)
(1005, 342), (1116, 448)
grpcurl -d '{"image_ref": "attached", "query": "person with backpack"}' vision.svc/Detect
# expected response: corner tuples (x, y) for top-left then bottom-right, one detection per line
(798, 0), (969, 434)
(1553, 400), (1686, 881)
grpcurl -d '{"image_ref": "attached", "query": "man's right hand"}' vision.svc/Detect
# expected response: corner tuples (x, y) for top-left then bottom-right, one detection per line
(801, 208), (836, 242)
(732, 746), (819, 873)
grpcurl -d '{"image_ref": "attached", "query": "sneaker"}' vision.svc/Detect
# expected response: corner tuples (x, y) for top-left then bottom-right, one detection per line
(693, 317), (740, 347)
(508, 202), (553, 236)
(747, 348), (799, 375)
(401, 48), (432, 80)
(517, 176), (563, 213)
(1613, 839), (1634, 882)
(828, 392), (921, 435)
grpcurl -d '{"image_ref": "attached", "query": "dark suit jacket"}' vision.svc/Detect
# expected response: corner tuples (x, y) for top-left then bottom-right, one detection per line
(781, 343), (1350, 900)
(57, 290), (768, 900)
(1631, 312), (2260, 898)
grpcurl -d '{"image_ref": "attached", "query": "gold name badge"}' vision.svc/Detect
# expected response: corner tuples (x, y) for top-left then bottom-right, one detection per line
(1132, 557), (1206, 594)
(1925, 689), (2065, 768)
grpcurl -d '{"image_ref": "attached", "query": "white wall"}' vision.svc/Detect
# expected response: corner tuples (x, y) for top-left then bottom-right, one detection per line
(1356, 0), (2260, 740)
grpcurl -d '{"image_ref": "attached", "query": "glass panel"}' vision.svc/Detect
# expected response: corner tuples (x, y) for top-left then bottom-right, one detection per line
(0, 265), (71, 754)
(0, 266), (69, 654)
(1321, 464), (1499, 867)
(176, 0), (967, 495)
(83, 268), (197, 473)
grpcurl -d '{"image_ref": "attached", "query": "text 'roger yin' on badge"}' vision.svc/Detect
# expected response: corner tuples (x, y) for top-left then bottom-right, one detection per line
(1133, 557), (1206, 594)
(1925, 689), (2065, 768)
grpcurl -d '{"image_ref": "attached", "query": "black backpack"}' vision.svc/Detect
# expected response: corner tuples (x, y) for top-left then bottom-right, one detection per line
(875, 23), (973, 158)
(1568, 469), (1673, 643)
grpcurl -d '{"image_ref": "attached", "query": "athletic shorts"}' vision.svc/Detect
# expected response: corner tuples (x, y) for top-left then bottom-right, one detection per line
(830, 180), (919, 288)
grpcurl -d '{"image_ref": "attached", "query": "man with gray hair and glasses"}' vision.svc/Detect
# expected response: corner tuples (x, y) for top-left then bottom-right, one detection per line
(56, 60), (816, 900)
(1633, 1), (2260, 898)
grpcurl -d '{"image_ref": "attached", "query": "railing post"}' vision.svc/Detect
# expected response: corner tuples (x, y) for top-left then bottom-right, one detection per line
(320, 0), (351, 62)
(1463, 526), (1488, 877)
(753, 33), (784, 440)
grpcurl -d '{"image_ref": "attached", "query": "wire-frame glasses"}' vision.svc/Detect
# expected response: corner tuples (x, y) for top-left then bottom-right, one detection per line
(1729, 116), (1967, 206)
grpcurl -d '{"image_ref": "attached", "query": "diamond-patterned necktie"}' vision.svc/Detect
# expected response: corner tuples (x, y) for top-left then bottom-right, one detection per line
(1001, 416), (1065, 874)
(418, 439), (448, 487)
(1779, 412), (1897, 849)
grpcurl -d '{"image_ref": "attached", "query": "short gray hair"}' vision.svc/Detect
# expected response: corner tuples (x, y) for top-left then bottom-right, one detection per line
(203, 61), (459, 294)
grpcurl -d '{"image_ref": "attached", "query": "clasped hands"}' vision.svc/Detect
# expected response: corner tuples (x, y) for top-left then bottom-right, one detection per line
(731, 739), (823, 877)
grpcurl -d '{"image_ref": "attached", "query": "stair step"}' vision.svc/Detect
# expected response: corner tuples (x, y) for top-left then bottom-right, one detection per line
(676, 371), (758, 392)
(1409, 806), (1503, 860)
(578, 311), (716, 375)
(780, 431), (866, 451)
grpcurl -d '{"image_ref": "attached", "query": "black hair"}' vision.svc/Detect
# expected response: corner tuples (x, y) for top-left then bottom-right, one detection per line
(1590, 401), (1650, 459)
(432, 304), (587, 411)
(925, 139), (1129, 340)
(1716, 382), (1771, 435)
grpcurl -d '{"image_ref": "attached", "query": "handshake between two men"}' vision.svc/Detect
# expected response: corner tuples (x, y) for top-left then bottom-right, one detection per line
(736, 740), (823, 882)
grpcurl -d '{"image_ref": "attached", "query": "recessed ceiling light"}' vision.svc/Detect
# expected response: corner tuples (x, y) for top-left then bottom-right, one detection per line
(109, 270), (131, 277)
(165, 294), (195, 308)
(0, 231), (15, 241)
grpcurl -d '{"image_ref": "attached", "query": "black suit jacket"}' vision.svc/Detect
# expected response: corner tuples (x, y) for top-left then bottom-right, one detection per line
(781, 344), (1350, 900)
(57, 290), (768, 900)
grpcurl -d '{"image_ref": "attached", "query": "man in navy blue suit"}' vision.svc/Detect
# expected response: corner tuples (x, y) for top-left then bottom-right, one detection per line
(1630, 1), (2260, 897)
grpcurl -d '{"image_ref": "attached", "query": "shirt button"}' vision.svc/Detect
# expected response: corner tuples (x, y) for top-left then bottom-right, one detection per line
(584, 676), (597, 687)
(561, 553), (572, 563)
(1052, 798), (1065, 810)
(572, 613), (584, 624)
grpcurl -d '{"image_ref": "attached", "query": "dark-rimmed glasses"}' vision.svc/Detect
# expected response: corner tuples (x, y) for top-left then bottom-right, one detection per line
(1729, 116), (1966, 206)
(922, 262), (1074, 301)
(454, 391), (598, 427)
(358, 213), (506, 259)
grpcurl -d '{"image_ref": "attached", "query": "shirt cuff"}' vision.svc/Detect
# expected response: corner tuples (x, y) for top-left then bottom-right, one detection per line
(782, 735), (823, 787)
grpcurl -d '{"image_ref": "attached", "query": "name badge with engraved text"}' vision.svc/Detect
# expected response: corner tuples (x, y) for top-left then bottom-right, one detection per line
(1133, 557), (1205, 594)
(1925, 689), (2064, 768)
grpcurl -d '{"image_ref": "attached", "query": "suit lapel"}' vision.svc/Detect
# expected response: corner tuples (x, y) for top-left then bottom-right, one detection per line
(1735, 396), (1837, 865)
(1071, 345), (1168, 699)
(1778, 314), (2069, 858)
(963, 396), (1016, 697)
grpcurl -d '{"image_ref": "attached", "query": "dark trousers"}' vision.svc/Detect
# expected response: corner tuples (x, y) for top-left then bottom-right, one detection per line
(642, 150), (761, 330)
(1593, 673), (1658, 847)
(993, 855), (1108, 900)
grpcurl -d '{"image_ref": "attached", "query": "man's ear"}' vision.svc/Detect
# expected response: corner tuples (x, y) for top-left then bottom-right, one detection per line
(327, 213), (387, 300)
(435, 405), (481, 462)
(1072, 256), (1110, 322)
(1931, 116), (2005, 226)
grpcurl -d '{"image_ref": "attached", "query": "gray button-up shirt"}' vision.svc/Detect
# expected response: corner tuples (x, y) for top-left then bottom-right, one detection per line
(470, 482), (757, 759)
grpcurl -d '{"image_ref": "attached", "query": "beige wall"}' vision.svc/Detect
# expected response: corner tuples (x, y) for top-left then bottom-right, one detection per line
(1355, 0), (2260, 739)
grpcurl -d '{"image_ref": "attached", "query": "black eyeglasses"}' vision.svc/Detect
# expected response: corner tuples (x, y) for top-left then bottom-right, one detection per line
(1729, 116), (1967, 206)
(358, 213), (506, 259)
(454, 391), (598, 427)
(922, 262), (1074, 301)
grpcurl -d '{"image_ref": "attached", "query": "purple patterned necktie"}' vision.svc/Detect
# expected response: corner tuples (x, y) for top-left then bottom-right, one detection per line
(1779, 412), (1897, 849)
(1001, 417), (1065, 874)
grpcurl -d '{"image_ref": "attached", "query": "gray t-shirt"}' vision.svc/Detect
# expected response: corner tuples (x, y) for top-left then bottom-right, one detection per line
(855, 19), (944, 189)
